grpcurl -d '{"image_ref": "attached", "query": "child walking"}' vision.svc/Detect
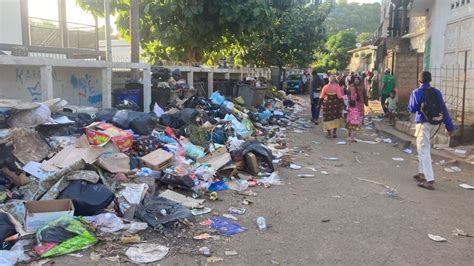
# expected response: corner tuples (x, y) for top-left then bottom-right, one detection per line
(346, 99), (362, 142)
(385, 90), (398, 126)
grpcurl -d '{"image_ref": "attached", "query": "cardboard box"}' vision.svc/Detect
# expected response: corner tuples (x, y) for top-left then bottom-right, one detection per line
(85, 122), (133, 152)
(140, 149), (174, 170)
(24, 199), (75, 233)
(197, 147), (231, 170)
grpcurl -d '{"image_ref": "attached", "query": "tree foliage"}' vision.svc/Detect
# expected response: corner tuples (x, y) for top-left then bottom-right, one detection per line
(76, 0), (332, 67)
(356, 32), (374, 46)
(324, 2), (380, 37)
(314, 30), (356, 73)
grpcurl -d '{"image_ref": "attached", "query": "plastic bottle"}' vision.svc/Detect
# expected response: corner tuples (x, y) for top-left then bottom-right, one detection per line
(256, 216), (267, 230)
(238, 180), (249, 191)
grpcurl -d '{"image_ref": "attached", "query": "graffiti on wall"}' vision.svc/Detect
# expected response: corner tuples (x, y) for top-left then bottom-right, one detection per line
(12, 67), (102, 107)
(70, 74), (102, 106)
(15, 68), (42, 101)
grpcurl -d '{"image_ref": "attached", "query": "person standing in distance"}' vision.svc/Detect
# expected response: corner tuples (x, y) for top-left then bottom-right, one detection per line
(381, 69), (395, 114)
(408, 71), (454, 190)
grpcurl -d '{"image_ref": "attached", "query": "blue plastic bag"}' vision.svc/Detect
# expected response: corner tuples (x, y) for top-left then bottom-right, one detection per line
(210, 216), (247, 236)
(210, 91), (225, 105)
(208, 181), (229, 191)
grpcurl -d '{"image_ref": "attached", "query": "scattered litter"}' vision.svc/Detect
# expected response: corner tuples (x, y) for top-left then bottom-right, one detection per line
(306, 167), (318, 172)
(403, 148), (413, 154)
(336, 141), (347, 145)
(223, 213), (238, 221)
(298, 174), (315, 178)
(194, 233), (212, 240)
(444, 166), (461, 173)
(452, 228), (473, 237)
(320, 171), (329, 175)
(207, 256), (224, 263)
(289, 163), (302, 169)
(199, 246), (211, 256)
(321, 219), (330, 223)
(459, 183), (474, 190)
(428, 234), (447, 242)
(257, 216), (267, 230)
(383, 138), (393, 144)
(210, 217), (247, 236)
(392, 157), (404, 161)
(454, 149), (467, 155)
(312, 141), (321, 145)
(228, 207), (246, 215)
(191, 207), (212, 216)
(225, 250), (239, 256)
(126, 244), (169, 263)
(322, 157), (339, 161)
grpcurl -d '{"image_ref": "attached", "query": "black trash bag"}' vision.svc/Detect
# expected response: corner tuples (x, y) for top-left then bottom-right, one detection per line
(159, 114), (184, 129)
(156, 173), (194, 190)
(58, 180), (115, 216)
(95, 108), (118, 122)
(61, 112), (94, 135)
(135, 196), (192, 229)
(38, 225), (78, 243)
(171, 68), (181, 81)
(0, 143), (16, 170)
(0, 212), (18, 250)
(151, 67), (171, 81)
(176, 108), (201, 125)
(241, 141), (275, 172)
(209, 126), (227, 145)
(283, 99), (295, 107)
(183, 96), (212, 109)
(111, 110), (156, 134)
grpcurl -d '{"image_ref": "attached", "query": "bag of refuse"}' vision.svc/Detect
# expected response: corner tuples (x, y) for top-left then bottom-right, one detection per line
(171, 68), (181, 80)
(210, 216), (247, 236)
(0, 240), (30, 265)
(241, 141), (274, 172)
(210, 91), (225, 105)
(176, 108), (201, 125)
(58, 180), (115, 216)
(95, 108), (118, 123)
(151, 67), (171, 81)
(209, 126), (227, 145)
(159, 114), (185, 129)
(7, 103), (53, 128)
(129, 114), (156, 135)
(156, 173), (194, 190)
(132, 135), (162, 156)
(0, 213), (18, 250)
(135, 196), (192, 229)
(35, 217), (97, 258)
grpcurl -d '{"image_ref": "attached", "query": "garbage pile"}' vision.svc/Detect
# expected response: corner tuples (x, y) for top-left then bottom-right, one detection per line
(0, 89), (305, 264)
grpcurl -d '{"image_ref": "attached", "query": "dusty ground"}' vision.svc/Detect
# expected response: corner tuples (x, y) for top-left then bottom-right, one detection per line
(47, 107), (474, 266)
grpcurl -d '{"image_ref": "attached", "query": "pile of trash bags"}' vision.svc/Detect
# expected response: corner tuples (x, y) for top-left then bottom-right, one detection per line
(0, 84), (305, 264)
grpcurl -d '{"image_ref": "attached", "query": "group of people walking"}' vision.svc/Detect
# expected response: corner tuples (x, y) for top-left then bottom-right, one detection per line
(310, 71), (368, 141)
(308, 69), (454, 191)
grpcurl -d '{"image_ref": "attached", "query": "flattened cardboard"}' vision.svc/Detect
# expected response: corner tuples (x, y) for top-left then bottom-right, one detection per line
(140, 149), (174, 170)
(197, 147), (231, 170)
(97, 153), (131, 173)
(160, 189), (204, 209)
(24, 199), (75, 232)
(11, 128), (50, 164)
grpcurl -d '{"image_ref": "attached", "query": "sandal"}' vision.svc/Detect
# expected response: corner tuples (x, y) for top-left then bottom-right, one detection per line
(413, 173), (426, 182)
(417, 181), (435, 190)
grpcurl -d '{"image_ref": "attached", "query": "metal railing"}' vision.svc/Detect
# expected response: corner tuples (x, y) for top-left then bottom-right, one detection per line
(28, 17), (98, 50)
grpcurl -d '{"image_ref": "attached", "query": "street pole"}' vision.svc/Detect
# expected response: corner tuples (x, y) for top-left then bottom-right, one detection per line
(460, 51), (467, 143)
(130, 0), (140, 80)
(104, 0), (112, 62)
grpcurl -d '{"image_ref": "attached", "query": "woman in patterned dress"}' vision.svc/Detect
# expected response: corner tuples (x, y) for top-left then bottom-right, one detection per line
(319, 75), (344, 138)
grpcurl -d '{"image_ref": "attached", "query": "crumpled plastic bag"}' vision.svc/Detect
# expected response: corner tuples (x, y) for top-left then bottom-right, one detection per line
(224, 114), (249, 138)
(241, 141), (275, 172)
(84, 213), (147, 234)
(210, 216), (247, 236)
(126, 243), (169, 263)
(35, 217), (97, 258)
(7, 103), (53, 128)
(0, 240), (30, 266)
(116, 183), (149, 215)
(153, 103), (165, 117)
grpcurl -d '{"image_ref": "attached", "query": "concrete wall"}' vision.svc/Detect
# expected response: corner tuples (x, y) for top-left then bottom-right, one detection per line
(0, 0), (22, 45)
(0, 65), (103, 107)
(394, 50), (420, 102)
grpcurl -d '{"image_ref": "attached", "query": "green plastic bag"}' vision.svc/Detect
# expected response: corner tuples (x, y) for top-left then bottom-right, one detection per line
(36, 217), (97, 258)
(241, 118), (255, 136)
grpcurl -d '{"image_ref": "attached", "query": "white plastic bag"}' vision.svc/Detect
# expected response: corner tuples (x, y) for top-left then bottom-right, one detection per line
(0, 240), (30, 266)
(153, 103), (165, 117)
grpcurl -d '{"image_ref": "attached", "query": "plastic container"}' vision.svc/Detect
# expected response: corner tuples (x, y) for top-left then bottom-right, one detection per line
(256, 216), (267, 230)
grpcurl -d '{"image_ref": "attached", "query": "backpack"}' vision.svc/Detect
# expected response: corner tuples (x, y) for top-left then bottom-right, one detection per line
(420, 87), (444, 125)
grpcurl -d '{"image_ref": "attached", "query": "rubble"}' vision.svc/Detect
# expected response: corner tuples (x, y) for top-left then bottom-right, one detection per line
(0, 83), (307, 263)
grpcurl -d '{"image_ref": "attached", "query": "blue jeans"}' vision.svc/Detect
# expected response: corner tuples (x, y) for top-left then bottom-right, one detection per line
(311, 97), (321, 121)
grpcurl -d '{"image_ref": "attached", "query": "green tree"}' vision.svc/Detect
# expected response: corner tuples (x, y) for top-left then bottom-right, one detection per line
(76, 0), (332, 67)
(356, 32), (373, 46)
(314, 30), (356, 72)
(325, 2), (380, 37)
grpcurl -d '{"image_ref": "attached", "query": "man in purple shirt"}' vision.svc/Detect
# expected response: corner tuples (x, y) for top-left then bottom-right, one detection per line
(407, 71), (454, 190)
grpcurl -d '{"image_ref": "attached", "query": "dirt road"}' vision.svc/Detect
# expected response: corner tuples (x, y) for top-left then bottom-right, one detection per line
(52, 110), (474, 265)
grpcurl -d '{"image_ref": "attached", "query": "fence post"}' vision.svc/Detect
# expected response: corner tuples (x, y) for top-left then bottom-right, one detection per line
(460, 51), (468, 143)
(143, 66), (151, 112)
(101, 67), (112, 108)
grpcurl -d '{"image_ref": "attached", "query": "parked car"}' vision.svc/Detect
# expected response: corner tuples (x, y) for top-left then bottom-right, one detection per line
(284, 74), (304, 94)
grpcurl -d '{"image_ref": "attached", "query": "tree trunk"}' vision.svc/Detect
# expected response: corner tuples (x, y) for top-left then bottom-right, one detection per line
(130, 0), (140, 80)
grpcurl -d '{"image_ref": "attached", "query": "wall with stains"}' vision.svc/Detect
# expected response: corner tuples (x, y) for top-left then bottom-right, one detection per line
(0, 65), (103, 108)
